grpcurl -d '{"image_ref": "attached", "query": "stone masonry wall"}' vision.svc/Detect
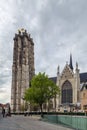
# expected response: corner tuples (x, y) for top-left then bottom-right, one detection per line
(11, 29), (35, 112)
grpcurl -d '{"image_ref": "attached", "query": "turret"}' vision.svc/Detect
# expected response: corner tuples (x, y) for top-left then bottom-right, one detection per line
(57, 65), (60, 76)
(75, 62), (80, 102)
(57, 65), (60, 86)
(75, 62), (79, 75)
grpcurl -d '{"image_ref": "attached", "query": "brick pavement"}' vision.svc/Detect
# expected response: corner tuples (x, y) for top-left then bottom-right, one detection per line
(0, 115), (75, 130)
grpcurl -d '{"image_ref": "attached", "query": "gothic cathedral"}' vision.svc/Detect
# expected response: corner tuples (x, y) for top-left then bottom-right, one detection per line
(11, 29), (87, 112)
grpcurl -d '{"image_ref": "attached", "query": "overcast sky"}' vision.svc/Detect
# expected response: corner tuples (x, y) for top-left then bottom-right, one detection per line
(0, 0), (87, 103)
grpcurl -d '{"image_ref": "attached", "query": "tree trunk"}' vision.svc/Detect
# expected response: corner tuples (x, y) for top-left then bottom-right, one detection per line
(47, 99), (50, 112)
(40, 104), (43, 117)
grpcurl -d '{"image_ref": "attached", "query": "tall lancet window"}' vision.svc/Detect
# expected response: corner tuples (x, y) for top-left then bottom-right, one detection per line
(61, 80), (72, 104)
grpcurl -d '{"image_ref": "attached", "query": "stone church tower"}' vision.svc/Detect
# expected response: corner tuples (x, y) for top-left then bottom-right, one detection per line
(11, 29), (35, 112)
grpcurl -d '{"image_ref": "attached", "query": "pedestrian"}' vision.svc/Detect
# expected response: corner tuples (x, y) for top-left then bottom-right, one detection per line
(2, 108), (5, 117)
(8, 106), (11, 116)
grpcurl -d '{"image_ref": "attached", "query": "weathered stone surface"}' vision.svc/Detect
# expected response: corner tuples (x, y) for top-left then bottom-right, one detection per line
(11, 29), (35, 112)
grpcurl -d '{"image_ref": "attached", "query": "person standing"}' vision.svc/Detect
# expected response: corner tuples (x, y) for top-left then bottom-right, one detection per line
(2, 108), (5, 117)
(8, 106), (11, 116)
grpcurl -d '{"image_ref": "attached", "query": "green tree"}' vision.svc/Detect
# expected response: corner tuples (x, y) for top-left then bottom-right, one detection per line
(24, 72), (60, 116)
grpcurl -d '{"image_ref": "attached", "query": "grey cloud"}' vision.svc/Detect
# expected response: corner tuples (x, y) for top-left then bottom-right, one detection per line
(0, 89), (6, 93)
(0, 0), (87, 103)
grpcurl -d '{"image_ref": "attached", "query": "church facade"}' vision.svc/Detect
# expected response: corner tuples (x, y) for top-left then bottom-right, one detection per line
(51, 54), (87, 112)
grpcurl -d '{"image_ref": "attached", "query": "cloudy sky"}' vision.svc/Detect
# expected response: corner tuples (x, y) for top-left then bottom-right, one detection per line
(0, 0), (87, 103)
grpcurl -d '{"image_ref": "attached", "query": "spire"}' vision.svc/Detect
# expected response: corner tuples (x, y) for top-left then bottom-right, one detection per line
(76, 62), (78, 70)
(69, 53), (73, 70)
(57, 65), (60, 76)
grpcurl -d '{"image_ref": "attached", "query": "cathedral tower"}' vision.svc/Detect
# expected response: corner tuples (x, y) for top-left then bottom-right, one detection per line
(11, 29), (35, 112)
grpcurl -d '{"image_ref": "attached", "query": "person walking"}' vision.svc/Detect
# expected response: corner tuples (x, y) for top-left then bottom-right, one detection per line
(2, 108), (5, 117)
(8, 106), (11, 116)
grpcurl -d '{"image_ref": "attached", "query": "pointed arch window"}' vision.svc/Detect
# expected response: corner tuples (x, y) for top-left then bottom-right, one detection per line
(61, 80), (72, 104)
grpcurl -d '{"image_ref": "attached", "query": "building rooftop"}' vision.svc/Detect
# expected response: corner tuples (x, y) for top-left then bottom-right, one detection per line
(49, 72), (87, 84)
(49, 77), (57, 84)
(80, 72), (87, 83)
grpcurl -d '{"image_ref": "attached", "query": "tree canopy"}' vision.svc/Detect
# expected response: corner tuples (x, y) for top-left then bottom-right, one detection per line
(24, 72), (60, 113)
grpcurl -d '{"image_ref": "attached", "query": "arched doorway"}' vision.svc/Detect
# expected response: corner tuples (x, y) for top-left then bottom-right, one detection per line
(61, 80), (73, 104)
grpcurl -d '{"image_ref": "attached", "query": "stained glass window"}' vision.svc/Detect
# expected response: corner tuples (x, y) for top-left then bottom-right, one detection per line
(61, 80), (72, 104)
